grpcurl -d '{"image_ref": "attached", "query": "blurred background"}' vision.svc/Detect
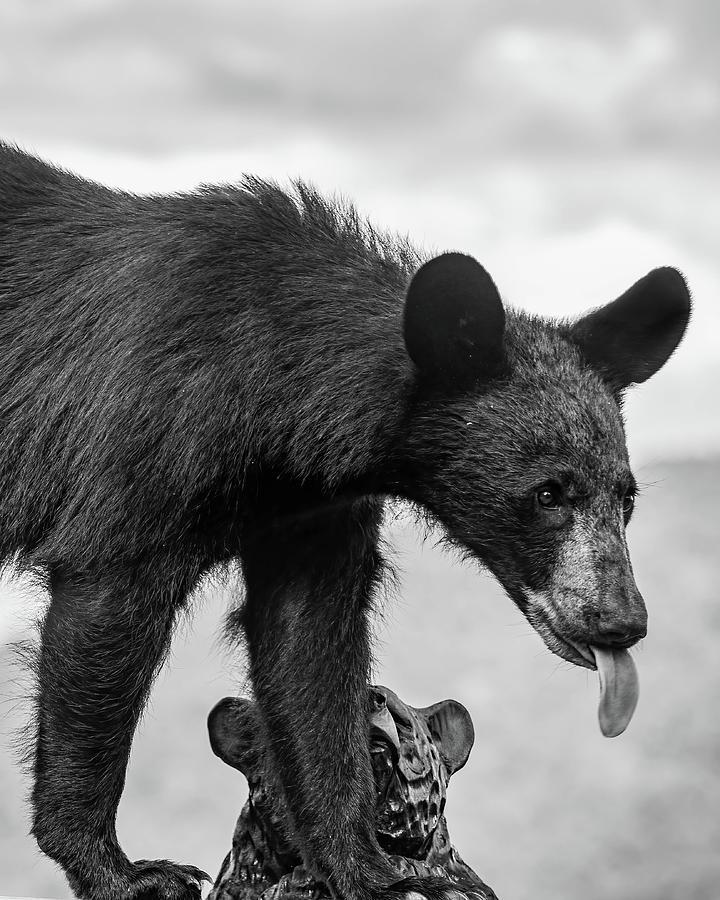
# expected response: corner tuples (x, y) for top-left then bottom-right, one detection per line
(0, 1), (718, 898)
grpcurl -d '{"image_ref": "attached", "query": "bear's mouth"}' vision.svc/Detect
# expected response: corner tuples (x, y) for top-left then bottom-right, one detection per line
(523, 603), (596, 671)
(523, 596), (641, 737)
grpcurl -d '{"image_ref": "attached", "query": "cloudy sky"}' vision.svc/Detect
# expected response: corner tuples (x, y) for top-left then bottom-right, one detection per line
(1, 0), (718, 460)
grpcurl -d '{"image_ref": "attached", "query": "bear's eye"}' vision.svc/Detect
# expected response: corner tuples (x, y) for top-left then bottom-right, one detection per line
(623, 491), (635, 515)
(536, 484), (563, 510)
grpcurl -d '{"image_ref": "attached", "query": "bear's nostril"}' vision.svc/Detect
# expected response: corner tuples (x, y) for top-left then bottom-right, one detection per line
(594, 620), (647, 648)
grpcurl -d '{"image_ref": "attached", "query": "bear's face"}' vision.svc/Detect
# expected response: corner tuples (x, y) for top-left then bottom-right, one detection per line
(401, 257), (691, 670)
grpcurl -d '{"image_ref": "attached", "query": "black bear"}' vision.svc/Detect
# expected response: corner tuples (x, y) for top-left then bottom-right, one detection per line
(0, 142), (690, 900)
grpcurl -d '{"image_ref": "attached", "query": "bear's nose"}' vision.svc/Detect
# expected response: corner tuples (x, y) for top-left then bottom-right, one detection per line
(586, 579), (648, 649)
(590, 612), (647, 649)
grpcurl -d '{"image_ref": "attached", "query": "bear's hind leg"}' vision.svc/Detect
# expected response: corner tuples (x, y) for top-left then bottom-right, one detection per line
(31, 565), (209, 900)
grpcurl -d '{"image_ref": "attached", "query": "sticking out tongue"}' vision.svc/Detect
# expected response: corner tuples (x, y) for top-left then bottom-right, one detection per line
(590, 645), (640, 738)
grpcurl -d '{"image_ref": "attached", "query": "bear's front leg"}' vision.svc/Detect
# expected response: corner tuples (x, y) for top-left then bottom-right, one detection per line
(239, 495), (399, 900)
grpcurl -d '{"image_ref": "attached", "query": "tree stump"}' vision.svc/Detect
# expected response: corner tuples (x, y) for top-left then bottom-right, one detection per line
(207, 685), (498, 899)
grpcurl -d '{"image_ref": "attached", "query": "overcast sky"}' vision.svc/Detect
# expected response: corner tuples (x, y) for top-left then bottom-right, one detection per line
(1, 0), (718, 459)
(3, 0), (718, 156)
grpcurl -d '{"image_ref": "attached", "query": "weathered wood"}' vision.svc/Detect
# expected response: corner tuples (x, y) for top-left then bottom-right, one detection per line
(207, 685), (498, 899)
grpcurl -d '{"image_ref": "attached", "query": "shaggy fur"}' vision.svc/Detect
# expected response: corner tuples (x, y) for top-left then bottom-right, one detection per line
(0, 142), (690, 900)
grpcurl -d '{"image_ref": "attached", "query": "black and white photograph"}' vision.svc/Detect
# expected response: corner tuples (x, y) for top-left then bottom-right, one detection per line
(0, 3), (718, 899)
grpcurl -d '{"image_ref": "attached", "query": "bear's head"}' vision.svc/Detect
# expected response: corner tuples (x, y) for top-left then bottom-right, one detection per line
(398, 253), (690, 725)
(208, 686), (478, 870)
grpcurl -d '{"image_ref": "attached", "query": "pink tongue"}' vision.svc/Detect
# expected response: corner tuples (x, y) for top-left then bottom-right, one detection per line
(590, 645), (640, 738)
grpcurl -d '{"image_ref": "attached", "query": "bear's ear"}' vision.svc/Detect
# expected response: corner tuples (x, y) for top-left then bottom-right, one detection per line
(570, 267), (691, 391)
(417, 698), (475, 775)
(403, 253), (506, 387)
(208, 697), (259, 776)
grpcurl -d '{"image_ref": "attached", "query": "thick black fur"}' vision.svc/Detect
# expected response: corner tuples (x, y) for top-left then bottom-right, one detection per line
(0, 143), (690, 900)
